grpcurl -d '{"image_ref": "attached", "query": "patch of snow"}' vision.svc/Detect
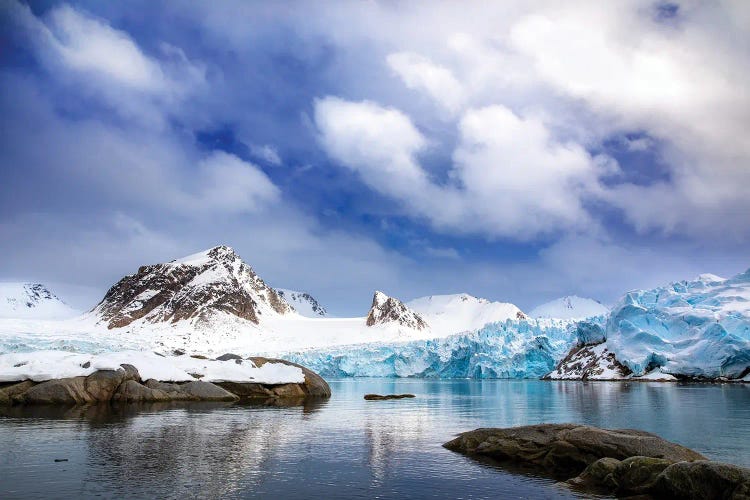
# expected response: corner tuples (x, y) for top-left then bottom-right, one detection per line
(635, 368), (678, 381)
(529, 295), (609, 320)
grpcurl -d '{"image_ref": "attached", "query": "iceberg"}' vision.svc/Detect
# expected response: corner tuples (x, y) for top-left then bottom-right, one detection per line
(283, 318), (584, 379)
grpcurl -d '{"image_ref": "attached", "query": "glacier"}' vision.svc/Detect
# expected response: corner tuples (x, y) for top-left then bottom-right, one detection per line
(283, 318), (586, 379)
(604, 270), (750, 379)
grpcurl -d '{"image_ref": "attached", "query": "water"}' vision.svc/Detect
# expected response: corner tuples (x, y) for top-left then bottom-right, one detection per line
(1, 379), (749, 499)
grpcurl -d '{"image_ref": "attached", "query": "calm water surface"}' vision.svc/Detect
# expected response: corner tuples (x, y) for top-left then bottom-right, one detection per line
(1, 379), (749, 499)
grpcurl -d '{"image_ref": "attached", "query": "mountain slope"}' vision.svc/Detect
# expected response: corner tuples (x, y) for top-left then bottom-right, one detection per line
(529, 295), (608, 320)
(92, 246), (292, 329)
(407, 293), (526, 333)
(276, 289), (328, 317)
(0, 283), (78, 319)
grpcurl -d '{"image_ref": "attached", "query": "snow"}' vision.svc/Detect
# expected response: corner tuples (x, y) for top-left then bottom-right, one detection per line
(0, 350), (304, 384)
(276, 289), (328, 317)
(0, 283), (79, 320)
(406, 293), (525, 333)
(635, 369), (678, 382)
(529, 295), (609, 320)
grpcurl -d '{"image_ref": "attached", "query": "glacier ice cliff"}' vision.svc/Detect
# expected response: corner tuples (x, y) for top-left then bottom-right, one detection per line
(603, 270), (750, 379)
(283, 319), (584, 379)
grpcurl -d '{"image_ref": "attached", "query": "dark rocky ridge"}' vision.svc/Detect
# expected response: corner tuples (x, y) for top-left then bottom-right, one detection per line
(444, 423), (750, 498)
(93, 246), (292, 329)
(366, 291), (428, 329)
(0, 356), (330, 406)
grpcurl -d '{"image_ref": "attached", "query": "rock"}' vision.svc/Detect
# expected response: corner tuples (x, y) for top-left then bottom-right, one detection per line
(364, 394), (416, 400)
(248, 357), (331, 397)
(0, 380), (36, 405)
(112, 379), (171, 402)
(443, 424), (705, 477)
(567, 457), (621, 489)
(611, 456), (673, 494)
(119, 364), (141, 382)
(653, 460), (750, 499)
(143, 379), (238, 401)
(365, 290), (428, 329)
(15, 367), (139, 405)
(214, 381), (275, 399)
(179, 381), (238, 401)
(216, 353), (243, 362)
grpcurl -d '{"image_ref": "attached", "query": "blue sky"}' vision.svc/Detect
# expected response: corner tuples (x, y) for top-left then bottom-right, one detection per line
(0, 1), (748, 315)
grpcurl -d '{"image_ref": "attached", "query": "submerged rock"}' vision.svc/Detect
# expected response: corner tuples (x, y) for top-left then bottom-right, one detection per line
(364, 394), (416, 400)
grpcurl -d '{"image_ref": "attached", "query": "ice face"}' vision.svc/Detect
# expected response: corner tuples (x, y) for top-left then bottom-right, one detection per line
(605, 269), (750, 378)
(283, 318), (582, 379)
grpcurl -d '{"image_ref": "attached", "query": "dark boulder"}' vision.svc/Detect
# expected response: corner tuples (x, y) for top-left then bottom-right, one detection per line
(443, 424), (704, 477)
(364, 394), (416, 400)
(653, 460), (750, 499)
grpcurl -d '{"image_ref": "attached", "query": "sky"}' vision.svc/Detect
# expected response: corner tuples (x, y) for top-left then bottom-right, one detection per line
(0, 0), (748, 315)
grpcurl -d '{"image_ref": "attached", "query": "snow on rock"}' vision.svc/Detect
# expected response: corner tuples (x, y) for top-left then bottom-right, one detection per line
(92, 246), (292, 329)
(284, 318), (579, 378)
(366, 291), (428, 330)
(529, 295), (608, 320)
(0, 283), (78, 319)
(0, 350), (304, 384)
(276, 289), (328, 317)
(604, 268), (750, 379)
(545, 341), (631, 380)
(407, 293), (526, 333)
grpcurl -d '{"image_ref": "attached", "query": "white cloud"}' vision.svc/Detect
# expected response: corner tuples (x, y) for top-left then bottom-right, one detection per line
(249, 144), (282, 166)
(314, 97), (611, 240)
(194, 151), (279, 213)
(386, 52), (465, 115)
(8, 1), (204, 126)
(45, 5), (167, 92)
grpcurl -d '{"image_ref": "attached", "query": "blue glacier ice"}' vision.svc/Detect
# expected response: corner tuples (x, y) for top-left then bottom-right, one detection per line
(283, 318), (587, 379)
(605, 269), (750, 378)
(285, 269), (750, 380)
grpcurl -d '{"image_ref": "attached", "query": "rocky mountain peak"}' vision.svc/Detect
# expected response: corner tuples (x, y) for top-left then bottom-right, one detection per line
(93, 246), (293, 329)
(0, 282), (78, 319)
(276, 289), (328, 317)
(366, 291), (428, 330)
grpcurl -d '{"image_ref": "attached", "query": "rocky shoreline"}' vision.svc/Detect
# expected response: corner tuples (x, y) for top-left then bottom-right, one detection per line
(0, 356), (330, 406)
(444, 423), (750, 498)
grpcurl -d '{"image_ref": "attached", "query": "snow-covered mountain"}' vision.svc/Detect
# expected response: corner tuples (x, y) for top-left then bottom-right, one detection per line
(276, 289), (328, 317)
(366, 291), (428, 329)
(529, 295), (608, 320)
(92, 246), (292, 329)
(407, 293), (526, 333)
(0, 282), (78, 319)
(549, 269), (750, 380)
